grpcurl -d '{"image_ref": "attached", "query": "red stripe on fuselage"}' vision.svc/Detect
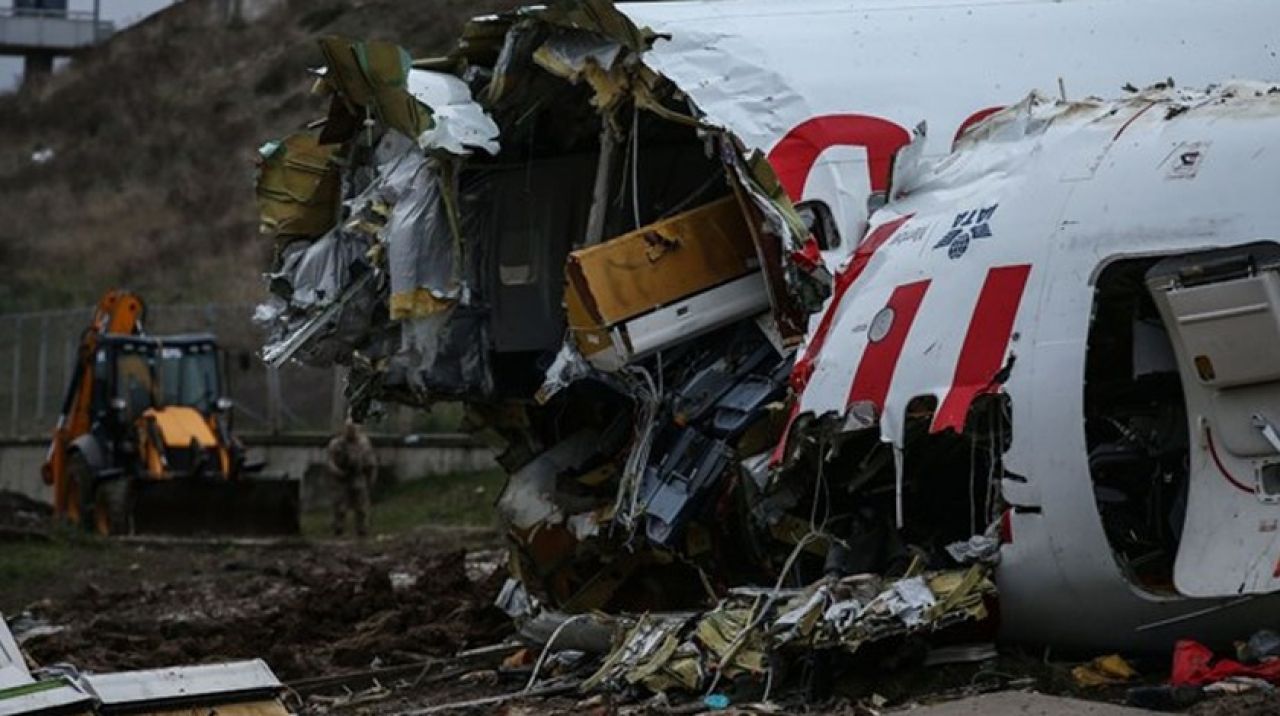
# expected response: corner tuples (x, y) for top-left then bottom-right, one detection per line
(847, 280), (931, 412)
(767, 115), (911, 200)
(790, 214), (914, 394)
(932, 265), (1032, 433)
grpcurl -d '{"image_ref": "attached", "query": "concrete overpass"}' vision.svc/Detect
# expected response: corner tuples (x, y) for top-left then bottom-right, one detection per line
(0, 2), (114, 84)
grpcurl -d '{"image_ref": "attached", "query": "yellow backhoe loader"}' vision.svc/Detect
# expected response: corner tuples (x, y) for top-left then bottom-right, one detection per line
(42, 290), (300, 536)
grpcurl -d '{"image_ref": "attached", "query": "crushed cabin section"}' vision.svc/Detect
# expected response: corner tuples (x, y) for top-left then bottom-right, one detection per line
(242, 0), (1280, 698)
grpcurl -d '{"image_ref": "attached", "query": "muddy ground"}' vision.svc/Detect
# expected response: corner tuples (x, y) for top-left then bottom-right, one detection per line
(5, 490), (1280, 715)
(2, 487), (520, 713)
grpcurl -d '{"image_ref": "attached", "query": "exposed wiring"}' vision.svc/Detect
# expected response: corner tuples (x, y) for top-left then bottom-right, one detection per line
(1205, 425), (1254, 494)
(614, 364), (661, 530)
(631, 103), (642, 230)
(524, 614), (590, 693)
(659, 166), (726, 220)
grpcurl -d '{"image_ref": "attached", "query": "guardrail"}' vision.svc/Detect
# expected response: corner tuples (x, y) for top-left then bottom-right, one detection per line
(0, 7), (96, 21)
(0, 5), (114, 51)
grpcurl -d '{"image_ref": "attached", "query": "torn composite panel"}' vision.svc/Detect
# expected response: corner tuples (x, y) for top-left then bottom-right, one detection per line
(785, 112), (1048, 450)
(585, 565), (995, 695)
(255, 42), (500, 379)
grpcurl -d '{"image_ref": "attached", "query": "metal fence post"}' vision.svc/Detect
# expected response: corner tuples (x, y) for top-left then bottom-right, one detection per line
(10, 316), (22, 436)
(35, 315), (49, 421)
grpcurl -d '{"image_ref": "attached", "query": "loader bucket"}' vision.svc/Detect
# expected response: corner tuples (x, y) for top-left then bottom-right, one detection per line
(130, 474), (301, 537)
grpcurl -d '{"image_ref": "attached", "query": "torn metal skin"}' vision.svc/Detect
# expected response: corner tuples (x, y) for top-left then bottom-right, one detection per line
(252, 0), (1001, 699)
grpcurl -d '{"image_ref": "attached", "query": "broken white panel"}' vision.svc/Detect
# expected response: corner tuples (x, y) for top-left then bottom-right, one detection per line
(0, 616), (30, 690)
(567, 511), (603, 540)
(536, 341), (594, 404)
(496, 430), (604, 530)
(0, 678), (95, 716)
(82, 659), (282, 710)
(822, 599), (863, 632)
(883, 576), (936, 627)
(496, 578), (536, 619)
(589, 272), (770, 371)
(407, 69), (500, 155)
(773, 587), (830, 641)
(946, 535), (1000, 565)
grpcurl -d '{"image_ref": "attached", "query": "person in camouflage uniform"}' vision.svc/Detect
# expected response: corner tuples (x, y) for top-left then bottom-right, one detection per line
(326, 419), (377, 537)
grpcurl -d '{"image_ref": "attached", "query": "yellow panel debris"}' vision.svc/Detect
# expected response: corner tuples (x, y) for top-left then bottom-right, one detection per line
(565, 197), (757, 337)
(255, 133), (340, 239)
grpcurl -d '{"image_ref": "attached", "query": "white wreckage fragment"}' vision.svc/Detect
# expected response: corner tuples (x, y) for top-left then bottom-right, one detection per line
(0, 615), (288, 716)
(407, 69), (501, 155)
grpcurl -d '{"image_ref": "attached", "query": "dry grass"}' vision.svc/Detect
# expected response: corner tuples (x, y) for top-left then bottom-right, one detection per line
(0, 0), (520, 312)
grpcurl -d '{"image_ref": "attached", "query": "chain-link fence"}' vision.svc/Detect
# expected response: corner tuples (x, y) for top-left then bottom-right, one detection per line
(0, 302), (442, 439)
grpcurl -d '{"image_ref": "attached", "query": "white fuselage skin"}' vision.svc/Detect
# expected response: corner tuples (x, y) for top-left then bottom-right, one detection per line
(613, 0), (1280, 650)
(824, 88), (1280, 651)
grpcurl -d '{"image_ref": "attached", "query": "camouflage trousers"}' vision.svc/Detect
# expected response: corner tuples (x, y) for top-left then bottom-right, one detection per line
(330, 471), (371, 538)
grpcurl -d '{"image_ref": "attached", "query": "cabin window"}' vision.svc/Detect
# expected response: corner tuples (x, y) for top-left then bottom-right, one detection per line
(797, 200), (841, 250)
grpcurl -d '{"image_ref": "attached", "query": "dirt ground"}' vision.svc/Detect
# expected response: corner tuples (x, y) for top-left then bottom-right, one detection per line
(2, 486), (521, 713)
(14, 535), (510, 679)
(6, 490), (1280, 716)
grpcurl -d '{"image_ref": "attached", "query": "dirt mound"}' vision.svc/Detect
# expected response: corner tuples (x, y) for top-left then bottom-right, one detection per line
(23, 545), (510, 680)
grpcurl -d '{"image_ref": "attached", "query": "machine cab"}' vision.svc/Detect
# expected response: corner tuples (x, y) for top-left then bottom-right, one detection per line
(92, 334), (225, 424)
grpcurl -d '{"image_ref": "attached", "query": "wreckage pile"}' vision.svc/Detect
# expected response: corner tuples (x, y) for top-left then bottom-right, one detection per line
(583, 565), (994, 696)
(250, 0), (1009, 698)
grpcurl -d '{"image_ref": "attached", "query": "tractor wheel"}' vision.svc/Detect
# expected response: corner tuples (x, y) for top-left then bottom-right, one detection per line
(93, 477), (134, 537)
(64, 451), (92, 529)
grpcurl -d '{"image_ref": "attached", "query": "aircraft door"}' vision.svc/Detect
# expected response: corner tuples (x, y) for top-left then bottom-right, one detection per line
(1147, 242), (1280, 597)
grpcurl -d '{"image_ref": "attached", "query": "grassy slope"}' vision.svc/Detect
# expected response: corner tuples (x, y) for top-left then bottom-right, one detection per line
(0, 0), (517, 312)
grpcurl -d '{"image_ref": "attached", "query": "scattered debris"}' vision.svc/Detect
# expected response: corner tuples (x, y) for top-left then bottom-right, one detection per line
(1172, 640), (1280, 687)
(583, 566), (994, 696)
(1071, 654), (1138, 688)
(1, 616), (289, 716)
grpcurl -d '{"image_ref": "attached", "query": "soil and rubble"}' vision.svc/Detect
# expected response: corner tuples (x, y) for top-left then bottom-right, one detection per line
(15, 540), (508, 681)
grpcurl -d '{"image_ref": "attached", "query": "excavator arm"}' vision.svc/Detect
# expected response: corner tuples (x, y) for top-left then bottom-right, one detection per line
(42, 290), (145, 519)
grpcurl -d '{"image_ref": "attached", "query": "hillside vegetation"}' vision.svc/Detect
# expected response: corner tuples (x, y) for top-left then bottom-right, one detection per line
(0, 0), (517, 312)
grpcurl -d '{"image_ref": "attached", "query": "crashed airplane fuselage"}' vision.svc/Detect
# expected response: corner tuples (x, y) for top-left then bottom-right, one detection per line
(785, 83), (1280, 650)
(253, 0), (1280, 654)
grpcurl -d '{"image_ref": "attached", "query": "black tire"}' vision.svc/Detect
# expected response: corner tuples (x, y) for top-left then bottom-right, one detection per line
(65, 451), (93, 531)
(93, 477), (133, 537)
